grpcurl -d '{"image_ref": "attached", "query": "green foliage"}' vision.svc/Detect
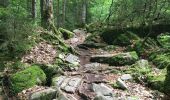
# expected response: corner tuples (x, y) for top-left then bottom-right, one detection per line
(10, 65), (46, 94)
(147, 69), (166, 92)
(0, 0), (38, 66)
(150, 53), (170, 69)
(157, 33), (170, 49)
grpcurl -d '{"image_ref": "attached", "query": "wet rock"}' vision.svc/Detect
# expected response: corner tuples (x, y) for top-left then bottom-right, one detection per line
(116, 78), (128, 90)
(91, 83), (115, 100)
(30, 88), (56, 100)
(121, 74), (132, 81)
(91, 51), (139, 66)
(65, 54), (80, 65)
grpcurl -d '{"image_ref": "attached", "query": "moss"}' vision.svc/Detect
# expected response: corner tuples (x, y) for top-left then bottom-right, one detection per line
(91, 51), (139, 66)
(109, 51), (139, 66)
(103, 45), (116, 51)
(10, 65), (46, 94)
(126, 60), (151, 81)
(59, 28), (74, 39)
(147, 69), (166, 92)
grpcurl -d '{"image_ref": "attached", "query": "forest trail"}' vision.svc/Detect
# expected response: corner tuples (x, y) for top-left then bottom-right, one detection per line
(50, 29), (165, 100)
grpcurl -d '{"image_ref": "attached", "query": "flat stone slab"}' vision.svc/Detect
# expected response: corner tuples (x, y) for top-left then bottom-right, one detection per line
(84, 74), (107, 83)
(84, 63), (109, 72)
(52, 76), (82, 93)
(121, 74), (133, 81)
(65, 54), (80, 65)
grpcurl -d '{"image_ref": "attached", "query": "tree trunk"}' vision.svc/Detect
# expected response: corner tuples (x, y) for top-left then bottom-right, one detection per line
(82, 0), (87, 25)
(56, 0), (60, 28)
(40, 0), (54, 29)
(32, 0), (37, 19)
(62, 0), (67, 27)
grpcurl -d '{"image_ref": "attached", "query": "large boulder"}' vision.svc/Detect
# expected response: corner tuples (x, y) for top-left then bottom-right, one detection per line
(91, 51), (139, 66)
(10, 66), (46, 94)
(101, 30), (140, 46)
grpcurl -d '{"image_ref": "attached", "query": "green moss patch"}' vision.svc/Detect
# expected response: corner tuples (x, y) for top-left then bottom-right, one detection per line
(10, 65), (46, 94)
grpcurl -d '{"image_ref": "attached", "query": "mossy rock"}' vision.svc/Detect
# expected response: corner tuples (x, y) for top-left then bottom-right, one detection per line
(101, 30), (140, 46)
(59, 28), (74, 40)
(10, 65), (46, 94)
(157, 33), (170, 49)
(91, 51), (139, 66)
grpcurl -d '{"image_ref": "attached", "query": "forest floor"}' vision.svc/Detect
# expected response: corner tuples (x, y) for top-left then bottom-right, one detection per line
(10, 29), (169, 100)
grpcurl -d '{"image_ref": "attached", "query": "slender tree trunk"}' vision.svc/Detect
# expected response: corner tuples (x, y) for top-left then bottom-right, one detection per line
(62, 0), (67, 27)
(32, 0), (37, 19)
(82, 0), (87, 25)
(56, 0), (60, 28)
(106, 0), (114, 24)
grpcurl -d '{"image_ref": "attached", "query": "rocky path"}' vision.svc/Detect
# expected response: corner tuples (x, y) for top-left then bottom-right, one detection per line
(50, 29), (164, 100)
(17, 29), (166, 100)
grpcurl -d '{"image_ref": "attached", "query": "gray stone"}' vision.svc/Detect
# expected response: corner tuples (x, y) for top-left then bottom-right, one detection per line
(53, 76), (82, 93)
(56, 88), (78, 100)
(68, 77), (81, 87)
(52, 76), (66, 87)
(63, 86), (76, 93)
(116, 78), (128, 90)
(30, 88), (57, 100)
(121, 74), (132, 81)
(60, 78), (71, 89)
(65, 54), (80, 65)
(94, 95), (115, 100)
(91, 83), (114, 96)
